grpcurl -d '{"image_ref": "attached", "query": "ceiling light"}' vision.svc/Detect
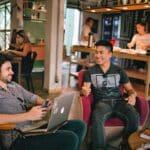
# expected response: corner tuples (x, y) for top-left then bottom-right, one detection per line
(144, 5), (150, 8)
(106, 8), (112, 11)
(91, 10), (96, 12)
(122, 7), (128, 10)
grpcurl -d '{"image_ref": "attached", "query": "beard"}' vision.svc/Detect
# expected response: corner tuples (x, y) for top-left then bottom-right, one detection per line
(2, 75), (13, 83)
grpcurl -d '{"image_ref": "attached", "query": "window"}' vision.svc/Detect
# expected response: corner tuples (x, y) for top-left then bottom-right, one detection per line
(0, 2), (11, 49)
(64, 8), (81, 55)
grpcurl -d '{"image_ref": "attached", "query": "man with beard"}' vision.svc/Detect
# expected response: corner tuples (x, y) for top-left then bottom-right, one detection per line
(0, 54), (86, 150)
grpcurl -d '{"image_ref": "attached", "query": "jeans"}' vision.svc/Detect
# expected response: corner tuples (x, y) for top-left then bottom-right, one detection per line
(9, 120), (87, 150)
(92, 100), (139, 150)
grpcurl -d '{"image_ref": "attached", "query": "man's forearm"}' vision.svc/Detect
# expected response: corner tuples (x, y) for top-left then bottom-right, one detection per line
(127, 89), (137, 97)
(0, 113), (31, 124)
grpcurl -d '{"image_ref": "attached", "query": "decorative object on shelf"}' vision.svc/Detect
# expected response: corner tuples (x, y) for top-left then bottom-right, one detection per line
(135, 0), (142, 4)
(107, 0), (116, 7)
(81, 0), (150, 12)
(23, 1), (46, 22)
(122, 0), (128, 5)
(144, 0), (148, 3)
(117, 0), (121, 5)
(101, 0), (107, 6)
(130, 0), (135, 4)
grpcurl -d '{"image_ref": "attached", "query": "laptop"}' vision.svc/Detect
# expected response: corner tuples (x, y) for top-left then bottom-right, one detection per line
(21, 92), (77, 134)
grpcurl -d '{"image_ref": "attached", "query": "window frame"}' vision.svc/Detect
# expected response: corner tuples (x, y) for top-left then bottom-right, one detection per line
(0, 1), (11, 49)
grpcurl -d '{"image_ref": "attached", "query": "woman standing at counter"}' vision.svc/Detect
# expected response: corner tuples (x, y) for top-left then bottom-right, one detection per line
(127, 22), (150, 50)
(10, 30), (31, 57)
(10, 30), (32, 81)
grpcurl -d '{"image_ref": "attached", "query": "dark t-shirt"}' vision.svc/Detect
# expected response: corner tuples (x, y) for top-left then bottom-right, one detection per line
(84, 63), (129, 104)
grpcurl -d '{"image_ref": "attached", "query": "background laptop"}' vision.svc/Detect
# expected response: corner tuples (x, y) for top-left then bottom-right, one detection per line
(21, 92), (77, 134)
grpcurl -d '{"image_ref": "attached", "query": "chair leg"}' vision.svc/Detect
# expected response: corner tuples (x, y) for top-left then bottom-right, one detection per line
(25, 76), (30, 91)
(30, 76), (35, 93)
(41, 71), (44, 89)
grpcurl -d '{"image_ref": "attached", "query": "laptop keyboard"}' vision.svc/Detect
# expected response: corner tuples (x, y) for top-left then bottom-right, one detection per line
(21, 120), (48, 132)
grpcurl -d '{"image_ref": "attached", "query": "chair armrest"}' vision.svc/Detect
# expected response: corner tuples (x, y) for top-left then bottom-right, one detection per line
(136, 96), (149, 125)
(0, 123), (16, 130)
(78, 69), (86, 90)
(81, 94), (93, 124)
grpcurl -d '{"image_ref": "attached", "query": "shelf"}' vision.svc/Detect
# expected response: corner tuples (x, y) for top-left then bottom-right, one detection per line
(115, 3), (150, 11)
(125, 69), (146, 80)
(24, 17), (46, 22)
(84, 7), (120, 13)
(84, 3), (150, 13)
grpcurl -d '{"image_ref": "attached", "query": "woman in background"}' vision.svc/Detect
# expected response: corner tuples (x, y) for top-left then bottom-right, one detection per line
(127, 22), (150, 71)
(10, 30), (31, 57)
(10, 30), (32, 81)
(127, 22), (150, 50)
(80, 17), (94, 43)
(77, 17), (95, 71)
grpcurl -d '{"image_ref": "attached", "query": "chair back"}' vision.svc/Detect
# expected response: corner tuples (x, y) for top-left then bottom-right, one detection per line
(78, 69), (86, 89)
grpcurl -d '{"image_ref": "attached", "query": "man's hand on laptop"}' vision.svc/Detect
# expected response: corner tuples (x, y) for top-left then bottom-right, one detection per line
(48, 100), (53, 110)
(42, 99), (53, 110)
(27, 106), (47, 121)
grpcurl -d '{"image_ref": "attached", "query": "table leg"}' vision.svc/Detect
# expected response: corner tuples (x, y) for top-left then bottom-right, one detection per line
(145, 60), (150, 100)
(18, 61), (21, 84)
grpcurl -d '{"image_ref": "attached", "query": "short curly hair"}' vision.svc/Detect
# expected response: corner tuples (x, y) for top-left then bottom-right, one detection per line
(95, 40), (113, 52)
(0, 54), (12, 69)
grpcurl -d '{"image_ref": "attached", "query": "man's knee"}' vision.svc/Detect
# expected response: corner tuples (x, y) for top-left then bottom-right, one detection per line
(126, 105), (140, 122)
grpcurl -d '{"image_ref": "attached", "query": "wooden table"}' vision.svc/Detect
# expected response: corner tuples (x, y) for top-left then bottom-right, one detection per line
(71, 45), (150, 99)
(72, 45), (96, 53)
(128, 131), (150, 150)
(0, 51), (22, 84)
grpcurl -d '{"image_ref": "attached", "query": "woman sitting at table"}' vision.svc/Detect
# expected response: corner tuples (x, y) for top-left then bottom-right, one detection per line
(127, 22), (150, 71)
(127, 22), (150, 50)
(10, 30), (32, 81)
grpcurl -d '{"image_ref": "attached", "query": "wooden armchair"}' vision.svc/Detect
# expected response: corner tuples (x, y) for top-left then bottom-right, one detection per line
(0, 123), (16, 149)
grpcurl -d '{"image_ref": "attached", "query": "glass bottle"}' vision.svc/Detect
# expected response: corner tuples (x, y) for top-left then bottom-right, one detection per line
(88, 32), (94, 48)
